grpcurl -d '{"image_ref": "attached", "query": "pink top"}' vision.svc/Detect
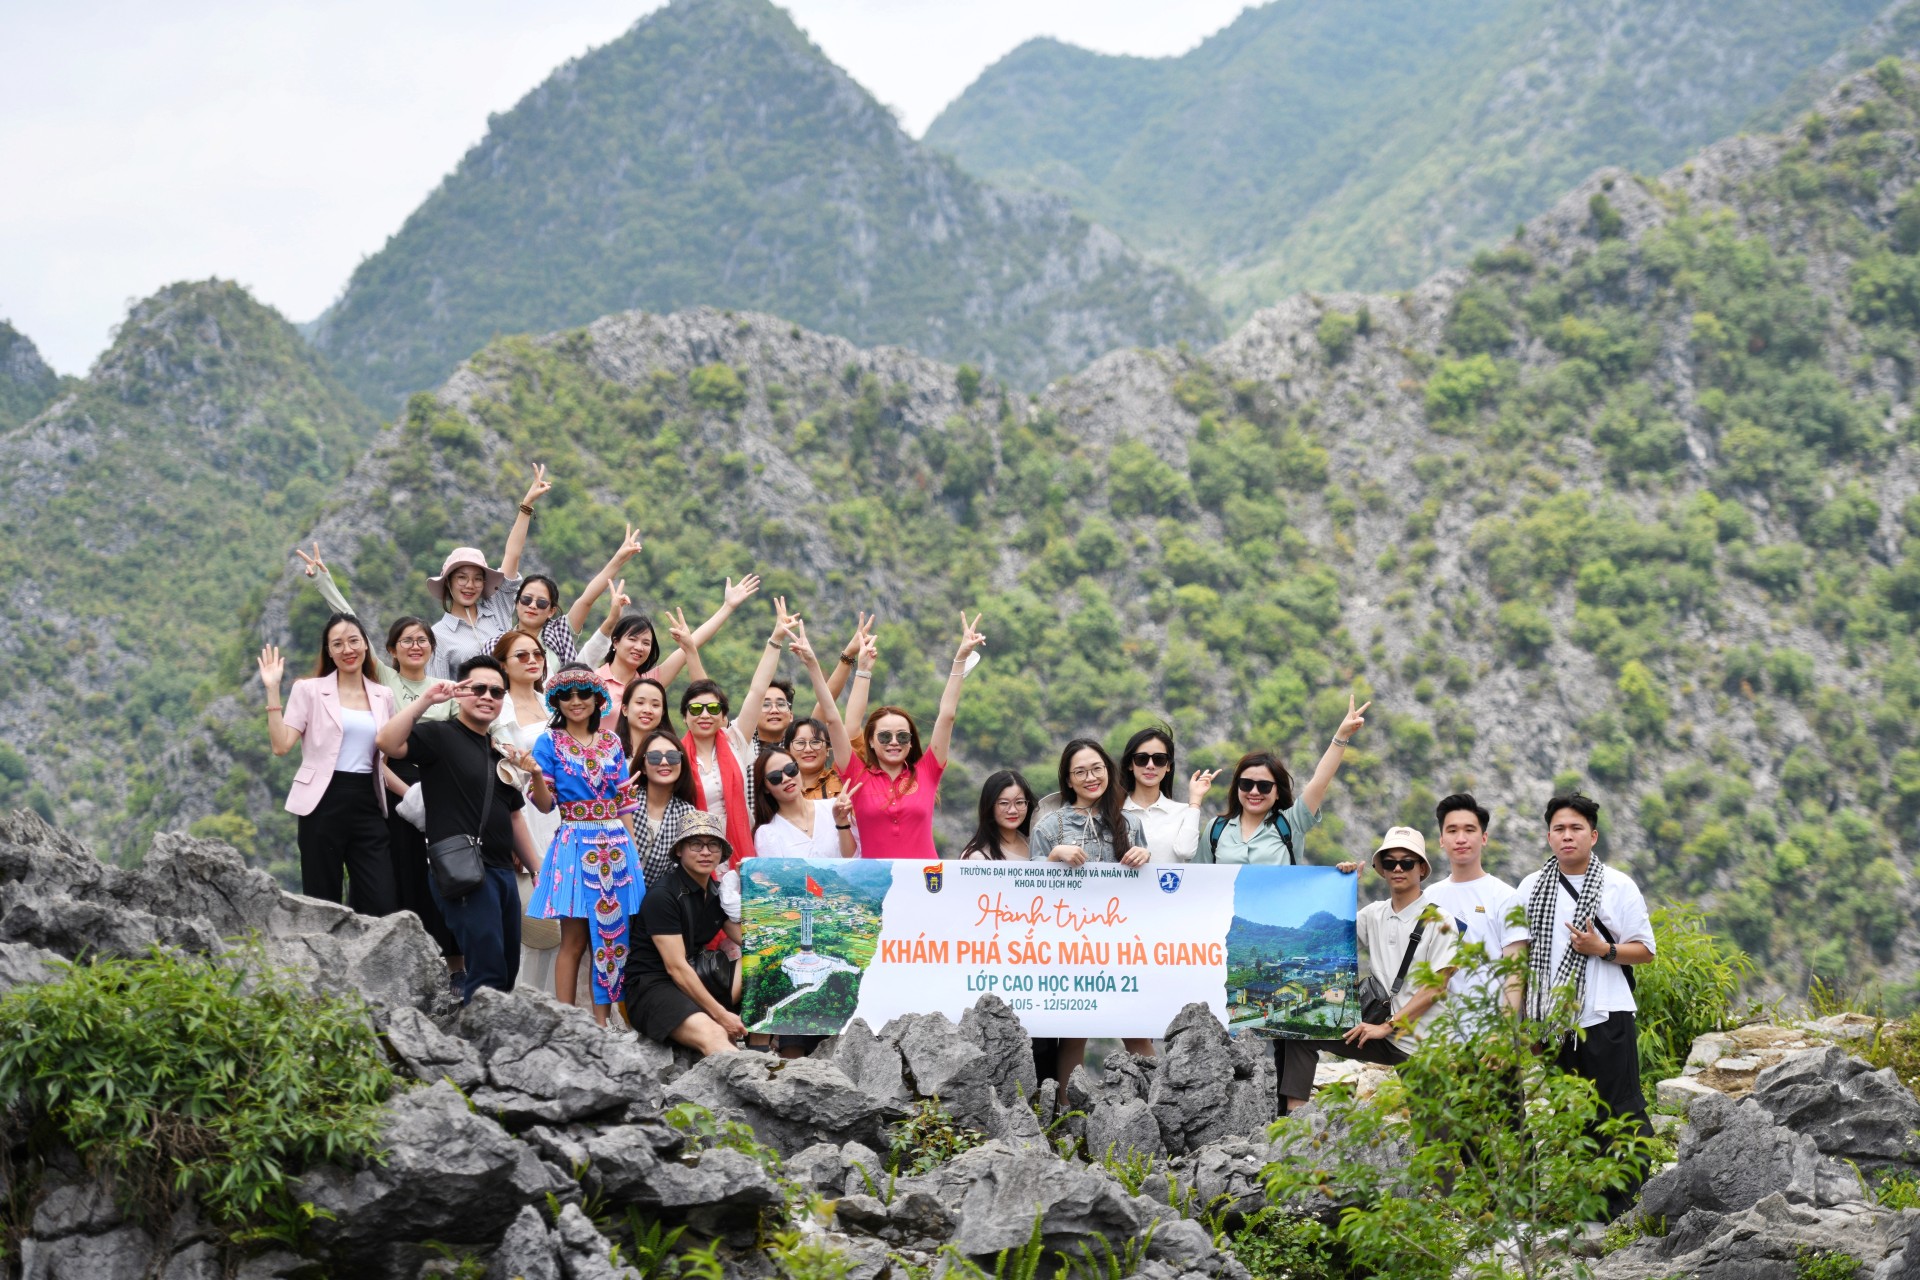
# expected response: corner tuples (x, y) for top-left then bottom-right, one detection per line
(280, 673), (396, 818)
(844, 752), (945, 859)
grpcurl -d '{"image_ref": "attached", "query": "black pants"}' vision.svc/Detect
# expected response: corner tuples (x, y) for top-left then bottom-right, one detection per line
(1278, 1036), (1410, 1105)
(1556, 1010), (1652, 1219)
(386, 810), (458, 958)
(298, 772), (398, 917)
(430, 865), (520, 1003)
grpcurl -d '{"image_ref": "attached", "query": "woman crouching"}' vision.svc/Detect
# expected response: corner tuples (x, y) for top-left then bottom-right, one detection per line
(622, 811), (745, 1056)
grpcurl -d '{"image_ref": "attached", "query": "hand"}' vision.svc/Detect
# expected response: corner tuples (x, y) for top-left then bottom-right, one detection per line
(833, 781), (862, 829)
(1187, 768), (1220, 807)
(499, 742), (535, 773)
(1344, 1021), (1395, 1047)
(718, 1010), (748, 1041)
(257, 644), (285, 691)
(611, 523), (643, 565)
(1335, 694), (1371, 742)
(1335, 861), (1361, 875)
(420, 679), (463, 707)
(521, 462), (551, 507)
(954, 610), (986, 662)
(724, 574), (762, 610)
(840, 612), (874, 663)
(855, 634), (878, 672)
(1120, 846), (1151, 868)
(293, 542), (327, 579)
(1050, 844), (1087, 867)
(787, 619), (818, 666)
(770, 595), (801, 645)
(665, 606), (695, 652)
(605, 578), (631, 621)
(1567, 918), (1608, 958)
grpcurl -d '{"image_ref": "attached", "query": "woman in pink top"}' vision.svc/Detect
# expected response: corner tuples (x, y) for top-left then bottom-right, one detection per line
(820, 612), (986, 860)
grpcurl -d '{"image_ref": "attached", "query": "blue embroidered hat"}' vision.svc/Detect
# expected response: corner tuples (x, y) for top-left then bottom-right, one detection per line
(543, 671), (610, 716)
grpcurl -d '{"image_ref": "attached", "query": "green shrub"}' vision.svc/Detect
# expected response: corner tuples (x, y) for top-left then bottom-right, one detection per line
(1226, 1209), (1341, 1279)
(1796, 1248), (1863, 1280)
(1316, 310), (1361, 362)
(688, 363), (747, 415)
(1424, 355), (1503, 421)
(886, 1098), (986, 1176)
(955, 363), (982, 405)
(1634, 906), (1756, 1082)
(0, 944), (394, 1234)
(1589, 192), (1626, 240)
(1496, 600), (1553, 662)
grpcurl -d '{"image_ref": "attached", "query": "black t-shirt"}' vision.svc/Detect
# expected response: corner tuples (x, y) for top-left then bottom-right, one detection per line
(407, 717), (525, 869)
(626, 866), (727, 988)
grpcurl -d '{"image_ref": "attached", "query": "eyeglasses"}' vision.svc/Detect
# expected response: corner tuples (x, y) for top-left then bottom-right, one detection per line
(766, 762), (801, 785)
(996, 798), (1030, 810)
(465, 684), (506, 699)
(556, 688), (598, 703)
(874, 730), (912, 746)
(789, 738), (825, 752)
(1070, 764), (1106, 780)
(396, 636), (431, 648)
(686, 701), (724, 716)
(513, 649), (543, 662)
(329, 638), (365, 651)
(763, 698), (791, 711)
(1236, 778), (1276, 795)
(517, 594), (552, 610)
(679, 839), (724, 856)
(1376, 857), (1423, 873)
(644, 749), (684, 766)
(1130, 752), (1171, 768)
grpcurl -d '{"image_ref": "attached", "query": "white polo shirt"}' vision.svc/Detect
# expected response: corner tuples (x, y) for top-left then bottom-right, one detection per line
(1356, 892), (1460, 1054)
(1513, 863), (1655, 1029)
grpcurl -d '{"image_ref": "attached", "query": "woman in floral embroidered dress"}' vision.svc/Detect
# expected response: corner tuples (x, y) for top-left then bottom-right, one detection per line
(520, 663), (644, 1026)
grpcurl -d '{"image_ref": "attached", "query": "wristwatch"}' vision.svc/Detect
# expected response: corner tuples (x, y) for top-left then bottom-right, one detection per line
(1604, 942), (1618, 963)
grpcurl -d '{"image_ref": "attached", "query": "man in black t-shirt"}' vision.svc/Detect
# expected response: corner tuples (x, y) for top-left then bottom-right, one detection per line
(623, 811), (744, 1055)
(377, 655), (535, 1002)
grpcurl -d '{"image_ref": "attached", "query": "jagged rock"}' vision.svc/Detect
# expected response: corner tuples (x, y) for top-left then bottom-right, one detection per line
(552, 1204), (640, 1280)
(1638, 1092), (1861, 1222)
(591, 1136), (781, 1213)
(458, 986), (676, 1125)
(296, 1082), (569, 1276)
(1166, 1136), (1278, 1223)
(958, 995), (1039, 1106)
(664, 1052), (904, 1155)
(17, 1162), (225, 1280)
(835, 1194), (891, 1234)
(1148, 1005), (1276, 1155)
(1593, 1192), (1920, 1279)
(485, 1205), (559, 1280)
(1653, 1074), (1718, 1112)
(1086, 1097), (1166, 1162)
(886, 1187), (959, 1243)
(895, 1140), (1144, 1257)
(1269, 1103), (1411, 1223)
(1749, 1046), (1920, 1170)
(0, 938), (59, 993)
(838, 1141), (886, 1197)
(811, 1018), (912, 1104)
(786, 1142), (854, 1196)
(385, 1006), (485, 1089)
(882, 1008), (1049, 1145)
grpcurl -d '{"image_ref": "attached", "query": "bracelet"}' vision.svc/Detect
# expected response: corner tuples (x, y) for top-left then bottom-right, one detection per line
(852, 670), (872, 680)
(835, 824), (852, 830)
(266, 705), (282, 714)
(518, 502), (534, 516)
(767, 637), (783, 648)
(839, 651), (857, 664)
(1332, 735), (1352, 748)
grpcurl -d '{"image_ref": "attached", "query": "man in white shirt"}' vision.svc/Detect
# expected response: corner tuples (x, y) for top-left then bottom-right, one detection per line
(1514, 792), (1655, 1218)
(1278, 827), (1458, 1111)
(1422, 793), (1528, 1036)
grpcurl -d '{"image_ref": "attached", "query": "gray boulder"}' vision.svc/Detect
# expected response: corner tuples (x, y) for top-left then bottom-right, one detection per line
(896, 1140), (1145, 1257)
(958, 994), (1040, 1106)
(551, 1204), (641, 1280)
(1750, 1046), (1920, 1170)
(882, 1009), (1048, 1146)
(384, 1005), (484, 1089)
(1148, 1005), (1276, 1155)
(1163, 1136), (1280, 1224)
(580, 1127), (782, 1213)
(1638, 1092), (1861, 1223)
(664, 1052), (904, 1155)
(485, 1205), (560, 1280)
(811, 1018), (912, 1105)
(458, 986), (677, 1125)
(297, 1082), (569, 1276)
(0, 938), (60, 994)
(1593, 1192), (1920, 1279)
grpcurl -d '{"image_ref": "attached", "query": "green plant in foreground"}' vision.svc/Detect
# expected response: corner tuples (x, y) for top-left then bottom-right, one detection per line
(935, 1207), (1048, 1280)
(1796, 1247), (1863, 1280)
(1098, 1143), (1154, 1195)
(887, 1097), (988, 1177)
(1633, 905), (1755, 1082)
(606, 1209), (687, 1278)
(1873, 1170), (1920, 1211)
(769, 1229), (856, 1280)
(1057, 1220), (1157, 1278)
(0, 943), (393, 1237)
(1225, 1207), (1340, 1280)
(1600, 1211), (1667, 1254)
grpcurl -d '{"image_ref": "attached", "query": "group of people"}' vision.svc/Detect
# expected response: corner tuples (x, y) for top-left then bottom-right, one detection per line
(256, 468), (1657, 1196)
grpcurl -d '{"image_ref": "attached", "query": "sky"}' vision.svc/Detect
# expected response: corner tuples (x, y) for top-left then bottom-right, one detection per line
(1231, 867), (1358, 929)
(1, 0), (1252, 377)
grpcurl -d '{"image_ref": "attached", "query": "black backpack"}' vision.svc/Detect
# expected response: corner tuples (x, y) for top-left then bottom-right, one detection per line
(1207, 810), (1296, 862)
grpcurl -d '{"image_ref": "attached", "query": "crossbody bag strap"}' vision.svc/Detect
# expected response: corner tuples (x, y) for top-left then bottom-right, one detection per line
(1388, 919), (1428, 997)
(1558, 871), (1634, 991)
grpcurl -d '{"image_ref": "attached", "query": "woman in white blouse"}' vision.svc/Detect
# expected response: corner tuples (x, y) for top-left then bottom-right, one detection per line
(1118, 726), (1218, 863)
(751, 747), (858, 859)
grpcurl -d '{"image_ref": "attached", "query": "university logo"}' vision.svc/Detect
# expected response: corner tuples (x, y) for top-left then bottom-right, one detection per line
(923, 862), (944, 894)
(1157, 869), (1182, 895)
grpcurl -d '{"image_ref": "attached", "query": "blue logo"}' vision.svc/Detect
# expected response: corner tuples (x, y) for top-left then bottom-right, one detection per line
(1157, 870), (1182, 895)
(923, 863), (944, 894)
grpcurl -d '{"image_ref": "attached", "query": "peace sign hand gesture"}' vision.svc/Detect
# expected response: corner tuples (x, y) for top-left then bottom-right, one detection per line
(1187, 769), (1221, 808)
(770, 595), (802, 644)
(788, 619), (819, 667)
(833, 781), (862, 832)
(953, 611), (986, 662)
(293, 542), (327, 579)
(611, 523), (643, 565)
(521, 462), (552, 508)
(1335, 694), (1370, 743)
(666, 606), (696, 652)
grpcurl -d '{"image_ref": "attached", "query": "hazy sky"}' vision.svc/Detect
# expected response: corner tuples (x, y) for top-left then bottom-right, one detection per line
(1, 0), (1252, 376)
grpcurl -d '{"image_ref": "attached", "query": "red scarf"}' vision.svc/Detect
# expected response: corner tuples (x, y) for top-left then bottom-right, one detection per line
(685, 728), (754, 870)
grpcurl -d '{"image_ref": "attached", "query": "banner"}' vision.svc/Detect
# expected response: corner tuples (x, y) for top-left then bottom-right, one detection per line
(738, 858), (1359, 1040)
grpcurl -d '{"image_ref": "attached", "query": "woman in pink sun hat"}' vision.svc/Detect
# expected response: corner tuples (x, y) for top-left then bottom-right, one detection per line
(424, 463), (553, 679)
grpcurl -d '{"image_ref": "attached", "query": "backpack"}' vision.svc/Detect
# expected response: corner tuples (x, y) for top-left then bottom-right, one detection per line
(1207, 810), (1295, 863)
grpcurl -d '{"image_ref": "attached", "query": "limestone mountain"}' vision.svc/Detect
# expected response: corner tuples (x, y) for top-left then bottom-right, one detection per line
(0, 320), (66, 431)
(307, 0), (1217, 408)
(925, 0), (1908, 317)
(0, 280), (379, 849)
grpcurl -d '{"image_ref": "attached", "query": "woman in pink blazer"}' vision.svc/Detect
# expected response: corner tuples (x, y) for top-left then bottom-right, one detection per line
(259, 612), (399, 916)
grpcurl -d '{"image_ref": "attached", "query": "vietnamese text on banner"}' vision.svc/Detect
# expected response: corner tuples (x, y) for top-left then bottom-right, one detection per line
(738, 858), (1359, 1040)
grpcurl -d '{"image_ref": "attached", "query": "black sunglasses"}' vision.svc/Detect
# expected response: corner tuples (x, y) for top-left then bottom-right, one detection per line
(556, 688), (598, 702)
(465, 684), (506, 699)
(1236, 777), (1276, 795)
(874, 730), (912, 746)
(644, 749), (684, 766)
(766, 762), (801, 785)
(517, 594), (553, 609)
(1376, 856), (1423, 873)
(1130, 751), (1171, 768)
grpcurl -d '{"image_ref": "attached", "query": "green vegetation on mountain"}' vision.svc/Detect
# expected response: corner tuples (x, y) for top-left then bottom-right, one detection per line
(309, 0), (1216, 408)
(0, 280), (379, 852)
(0, 320), (67, 430)
(925, 0), (1900, 317)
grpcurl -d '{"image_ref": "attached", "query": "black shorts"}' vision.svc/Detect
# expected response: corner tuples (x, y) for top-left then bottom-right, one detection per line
(625, 978), (704, 1043)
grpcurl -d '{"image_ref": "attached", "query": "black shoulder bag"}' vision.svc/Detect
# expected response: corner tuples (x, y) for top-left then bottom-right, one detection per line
(425, 742), (494, 901)
(1559, 872), (1635, 993)
(1358, 918), (1427, 1026)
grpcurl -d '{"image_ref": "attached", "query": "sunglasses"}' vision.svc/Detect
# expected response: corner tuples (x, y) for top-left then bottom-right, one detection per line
(765, 762), (801, 785)
(465, 684), (506, 699)
(1376, 856), (1423, 873)
(644, 749), (684, 766)
(517, 594), (553, 610)
(874, 730), (912, 746)
(513, 648), (543, 662)
(686, 701), (724, 716)
(1236, 778), (1276, 795)
(1130, 751), (1171, 768)
(556, 688), (599, 703)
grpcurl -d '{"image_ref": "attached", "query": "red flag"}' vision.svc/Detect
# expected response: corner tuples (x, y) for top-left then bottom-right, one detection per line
(805, 875), (824, 897)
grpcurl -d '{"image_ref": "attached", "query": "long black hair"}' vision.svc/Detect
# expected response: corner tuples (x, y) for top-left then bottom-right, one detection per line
(312, 612), (375, 678)
(1222, 750), (1295, 820)
(632, 727), (698, 807)
(1057, 738), (1129, 845)
(610, 612), (661, 675)
(962, 770), (1037, 861)
(1118, 724), (1177, 800)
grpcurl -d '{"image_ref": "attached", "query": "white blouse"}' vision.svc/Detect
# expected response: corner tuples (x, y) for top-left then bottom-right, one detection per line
(1122, 792), (1200, 863)
(754, 799), (848, 859)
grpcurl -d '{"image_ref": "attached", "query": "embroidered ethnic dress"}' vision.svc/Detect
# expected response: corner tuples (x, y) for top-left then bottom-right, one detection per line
(527, 729), (642, 1004)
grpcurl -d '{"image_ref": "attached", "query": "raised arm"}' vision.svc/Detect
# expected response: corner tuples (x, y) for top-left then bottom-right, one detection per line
(684, 574), (762, 652)
(927, 612), (985, 767)
(730, 597), (796, 744)
(258, 646), (303, 756)
(498, 463), (550, 580)
(842, 633), (876, 749)
(566, 524), (643, 635)
(375, 678), (461, 760)
(295, 544), (387, 677)
(824, 612), (872, 702)
(1298, 695), (1369, 814)
(650, 606), (705, 687)
(791, 622), (854, 771)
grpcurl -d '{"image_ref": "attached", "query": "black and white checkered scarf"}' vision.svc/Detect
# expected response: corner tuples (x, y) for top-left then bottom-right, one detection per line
(634, 797), (697, 889)
(1524, 854), (1608, 1023)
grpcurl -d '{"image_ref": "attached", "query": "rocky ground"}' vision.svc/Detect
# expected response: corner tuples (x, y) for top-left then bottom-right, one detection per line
(5, 808), (1920, 1278)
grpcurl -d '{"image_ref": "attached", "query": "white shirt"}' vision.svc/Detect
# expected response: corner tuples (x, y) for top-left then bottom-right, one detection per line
(1356, 891), (1460, 1054)
(1122, 793), (1200, 863)
(334, 709), (378, 774)
(755, 800), (846, 859)
(1513, 863), (1655, 1029)
(1425, 873), (1528, 1039)
(692, 721), (752, 832)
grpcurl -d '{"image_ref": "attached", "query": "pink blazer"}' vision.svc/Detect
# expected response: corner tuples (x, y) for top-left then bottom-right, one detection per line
(281, 673), (396, 817)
